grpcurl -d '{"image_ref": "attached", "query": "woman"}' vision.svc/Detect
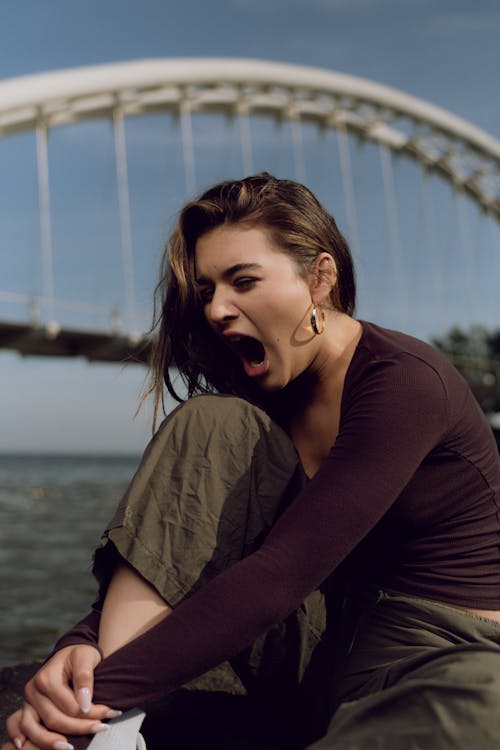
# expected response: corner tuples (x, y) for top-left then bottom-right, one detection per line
(4, 173), (500, 750)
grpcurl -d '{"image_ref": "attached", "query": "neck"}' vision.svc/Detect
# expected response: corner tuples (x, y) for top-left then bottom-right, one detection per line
(274, 312), (362, 426)
(306, 311), (362, 397)
(281, 314), (362, 476)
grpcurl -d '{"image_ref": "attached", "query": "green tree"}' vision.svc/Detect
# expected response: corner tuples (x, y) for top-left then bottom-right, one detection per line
(432, 325), (500, 415)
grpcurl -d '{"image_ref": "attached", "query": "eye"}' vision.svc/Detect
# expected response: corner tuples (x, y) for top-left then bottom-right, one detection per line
(234, 277), (257, 290)
(198, 286), (214, 305)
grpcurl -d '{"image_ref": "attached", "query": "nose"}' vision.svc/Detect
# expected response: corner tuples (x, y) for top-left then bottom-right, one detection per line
(205, 286), (238, 325)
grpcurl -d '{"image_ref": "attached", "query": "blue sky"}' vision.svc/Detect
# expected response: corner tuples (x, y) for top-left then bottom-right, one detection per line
(0, 0), (499, 453)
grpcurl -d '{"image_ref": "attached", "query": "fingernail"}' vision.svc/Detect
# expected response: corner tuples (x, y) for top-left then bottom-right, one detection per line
(14, 739), (23, 750)
(91, 723), (109, 734)
(53, 743), (75, 750)
(105, 709), (123, 719)
(77, 686), (91, 713)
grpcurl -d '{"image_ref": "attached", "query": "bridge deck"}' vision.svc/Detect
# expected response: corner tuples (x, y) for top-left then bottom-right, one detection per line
(2, 319), (499, 420)
(0, 320), (151, 365)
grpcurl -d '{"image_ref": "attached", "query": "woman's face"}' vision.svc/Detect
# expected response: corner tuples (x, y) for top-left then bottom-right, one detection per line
(195, 224), (322, 391)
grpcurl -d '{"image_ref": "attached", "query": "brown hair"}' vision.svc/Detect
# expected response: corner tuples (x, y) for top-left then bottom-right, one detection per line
(146, 172), (356, 423)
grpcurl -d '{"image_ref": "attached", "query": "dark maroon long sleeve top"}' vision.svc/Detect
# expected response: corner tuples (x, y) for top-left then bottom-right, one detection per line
(54, 322), (500, 710)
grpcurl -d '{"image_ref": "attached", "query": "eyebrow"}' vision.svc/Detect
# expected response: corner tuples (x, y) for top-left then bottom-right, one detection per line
(195, 262), (263, 285)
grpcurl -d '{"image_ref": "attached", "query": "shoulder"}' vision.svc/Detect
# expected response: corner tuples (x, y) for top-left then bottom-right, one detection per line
(343, 321), (467, 429)
(358, 321), (451, 366)
(352, 321), (464, 392)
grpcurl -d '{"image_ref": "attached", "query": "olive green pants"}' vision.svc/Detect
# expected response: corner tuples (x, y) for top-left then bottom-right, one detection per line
(310, 589), (500, 750)
(92, 395), (337, 748)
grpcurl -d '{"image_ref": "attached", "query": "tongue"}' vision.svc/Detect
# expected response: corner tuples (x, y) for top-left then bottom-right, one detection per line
(243, 357), (270, 378)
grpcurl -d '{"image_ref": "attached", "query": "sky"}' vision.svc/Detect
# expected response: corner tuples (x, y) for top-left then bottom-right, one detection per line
(0, 0), (499, 453)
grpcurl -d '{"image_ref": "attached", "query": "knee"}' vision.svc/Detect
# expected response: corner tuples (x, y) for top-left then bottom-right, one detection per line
(151, 393), (299, 489)
(175, 393), (262, 422)
(157, 394), (269, 448)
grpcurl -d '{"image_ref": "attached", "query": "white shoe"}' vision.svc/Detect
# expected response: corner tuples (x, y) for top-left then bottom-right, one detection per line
(87, 708), (146, 749)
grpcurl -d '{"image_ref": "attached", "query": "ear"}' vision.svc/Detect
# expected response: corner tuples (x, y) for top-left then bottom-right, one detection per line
(309, 253), (337, 304)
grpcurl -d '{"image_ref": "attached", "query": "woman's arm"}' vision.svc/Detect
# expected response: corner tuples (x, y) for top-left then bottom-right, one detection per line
(6, 563), (169, 750)
(5, 645), (110, 750)
(49, 609), (101, 655)
(5, 614), (106, 750)
(30, 355), (449, 716)
(81, 356), (449, 709)
(98, 561), (171, 658)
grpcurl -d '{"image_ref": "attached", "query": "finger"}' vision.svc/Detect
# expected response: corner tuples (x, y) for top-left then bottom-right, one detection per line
(25, 648), (111, 725)
(25, 675), (114, 726)
(25, 645), (98, 719)
(20, 697), (112, 741)
(24, 676), (78, 722)
(68, 646), (100, 714)
(6, 709), (26, 749)
(69, 648), (117, 721)
(5, 734), (25, 749)
(18, 702), (70, 750)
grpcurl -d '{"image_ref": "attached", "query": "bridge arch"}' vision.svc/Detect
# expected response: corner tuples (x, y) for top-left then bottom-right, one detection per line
(0, 58), (499, 219)
(0, 57), (499, 403)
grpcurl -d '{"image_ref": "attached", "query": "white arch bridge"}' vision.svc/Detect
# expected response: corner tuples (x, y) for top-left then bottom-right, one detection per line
(0, 58), (499, 405)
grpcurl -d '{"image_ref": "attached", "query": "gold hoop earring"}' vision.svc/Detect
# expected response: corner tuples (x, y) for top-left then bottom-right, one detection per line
(310, 305), (325, 335)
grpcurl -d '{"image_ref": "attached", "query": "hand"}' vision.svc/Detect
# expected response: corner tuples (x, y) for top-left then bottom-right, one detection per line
(11, 645), (118, 749)
(5, 707), (47, 750)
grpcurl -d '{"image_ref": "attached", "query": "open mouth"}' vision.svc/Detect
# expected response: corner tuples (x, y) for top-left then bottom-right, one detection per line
(225, 335), (270, 377)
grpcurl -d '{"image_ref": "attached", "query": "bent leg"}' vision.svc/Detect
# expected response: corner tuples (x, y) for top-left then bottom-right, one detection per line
(91, 395), (329, 745)
(309, 592), (500, 750)
(310, 645), (500, 750)
(93, 395), (306, 610)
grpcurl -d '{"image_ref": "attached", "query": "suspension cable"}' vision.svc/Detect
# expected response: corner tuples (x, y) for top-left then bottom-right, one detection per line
(379, 144), (408, 327)
(291, 118), (307, 184)
(420, 167), (444, 321)
(336, 124), (360, 260)
(180, 103), (196, 197)
(113, 108), (137, 336)
(238, 109), (254, 176)
(36, 123), (57, 332)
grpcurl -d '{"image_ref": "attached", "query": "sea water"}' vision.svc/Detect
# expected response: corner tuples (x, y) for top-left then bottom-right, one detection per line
(0, 453), (140, 666)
